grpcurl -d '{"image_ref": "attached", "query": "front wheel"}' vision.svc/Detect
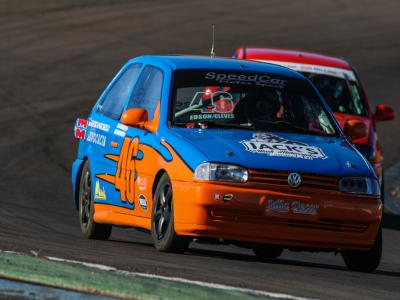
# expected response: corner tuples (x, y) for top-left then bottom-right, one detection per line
(151, 173), (190, 252)
(341, 226), (382, 272)
(79, 160), (112, 240)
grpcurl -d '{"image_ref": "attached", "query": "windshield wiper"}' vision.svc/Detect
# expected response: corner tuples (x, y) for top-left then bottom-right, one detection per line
(252, 119), (308, 133)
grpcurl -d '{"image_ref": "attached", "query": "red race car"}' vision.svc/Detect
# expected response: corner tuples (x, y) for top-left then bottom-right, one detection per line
(234, 47), (395, 201)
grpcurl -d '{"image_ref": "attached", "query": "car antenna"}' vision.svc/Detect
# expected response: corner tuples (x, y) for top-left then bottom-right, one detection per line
(210, 24), (215, 58)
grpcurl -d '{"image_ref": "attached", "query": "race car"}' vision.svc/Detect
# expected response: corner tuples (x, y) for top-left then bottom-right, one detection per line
(233, 47), (395, 200)
(72, 55), (382, 272)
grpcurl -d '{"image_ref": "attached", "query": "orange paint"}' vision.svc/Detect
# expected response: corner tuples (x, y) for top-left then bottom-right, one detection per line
(94, 203), (151, 229)
(121, 108), (148, 127)
(96, 135), (193, 220)
(173, 181), (382, 250)
(94, 121), (381, 251)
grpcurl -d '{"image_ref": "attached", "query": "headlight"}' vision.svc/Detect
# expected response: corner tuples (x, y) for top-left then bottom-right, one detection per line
(194, 163), (249, 183)
(338, 177), (380, 196)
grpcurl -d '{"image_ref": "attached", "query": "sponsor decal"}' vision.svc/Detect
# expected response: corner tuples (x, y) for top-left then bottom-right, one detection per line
(94, 180), (106, 200)
(137, 177), (147, 191)
(265, 199), (289, 213)
(253, 60), (357, 81)
(190, 113), (234, 121)
(138, 194), (148, 211)
(86, 131), (106, 147)
(205, 72), (287, 88)
(241, 132), (327, 160)
(88, 119), (110, 132)
(214, 193), (222, 201)
(74, 118), (107, 147)
(266, 199), (319, 215)
(114, 129), (126, 137)
(74, 118), (88, 140)
(117, 123), (128, 131)
(291, 201), (319, 215)
(176, 91), (235, 121)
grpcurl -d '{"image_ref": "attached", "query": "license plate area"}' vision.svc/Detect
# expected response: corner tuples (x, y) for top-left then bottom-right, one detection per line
(264, 197), (320, 220)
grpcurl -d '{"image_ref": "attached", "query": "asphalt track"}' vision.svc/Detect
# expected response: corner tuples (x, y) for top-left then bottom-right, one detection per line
(1, 0), (400, 299)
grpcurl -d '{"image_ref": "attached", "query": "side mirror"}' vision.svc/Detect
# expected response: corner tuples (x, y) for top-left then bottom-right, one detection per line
(374, 104), (395, 122)
(121, 108), (148, 127)
(344, 119), (368, 141)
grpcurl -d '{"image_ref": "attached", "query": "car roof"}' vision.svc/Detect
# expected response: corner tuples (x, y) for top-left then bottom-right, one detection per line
(238, 47), (352, 70)
(128, 55), (305, 79)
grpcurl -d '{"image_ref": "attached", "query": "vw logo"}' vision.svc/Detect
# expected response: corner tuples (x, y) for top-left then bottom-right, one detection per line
(288, 173), (301, 188)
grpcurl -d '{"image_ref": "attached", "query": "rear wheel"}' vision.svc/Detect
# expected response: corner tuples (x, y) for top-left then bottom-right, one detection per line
(341, 226), (382, 272)
(79, 160), (112, 240)
(151, 173), (190, 252)
(252, 244), (283, 261)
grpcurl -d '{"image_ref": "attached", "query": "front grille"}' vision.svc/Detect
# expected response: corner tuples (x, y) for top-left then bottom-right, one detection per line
(249, 169), (338, 190)
(211, 211), (368, 233)
(288, 219), (368, 233)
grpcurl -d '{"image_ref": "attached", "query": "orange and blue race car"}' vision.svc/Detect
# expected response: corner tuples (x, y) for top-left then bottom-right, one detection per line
(72, 55), (382, 272)
(233, 47), (395, 201)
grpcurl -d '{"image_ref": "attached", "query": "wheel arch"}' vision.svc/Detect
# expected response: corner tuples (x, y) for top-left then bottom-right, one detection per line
(73, 156), (88, 210)
(152, 169), (168, 200)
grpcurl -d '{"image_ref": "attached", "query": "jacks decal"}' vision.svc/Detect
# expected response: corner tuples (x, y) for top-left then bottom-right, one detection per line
(241, 132), (327, 160)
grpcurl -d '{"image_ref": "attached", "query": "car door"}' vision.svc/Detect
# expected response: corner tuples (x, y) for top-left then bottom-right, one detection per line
(118, 65), (165, 218)
(90, 63), (142, 210)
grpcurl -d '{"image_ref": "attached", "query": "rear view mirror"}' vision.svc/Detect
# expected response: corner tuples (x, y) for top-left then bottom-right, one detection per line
(374, 104), (395, 122)
(344, 119), (368, 141)
(121, 108), (148, 127)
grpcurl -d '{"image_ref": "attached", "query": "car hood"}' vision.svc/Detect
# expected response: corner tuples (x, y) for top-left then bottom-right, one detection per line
(169, 128), (374, 177)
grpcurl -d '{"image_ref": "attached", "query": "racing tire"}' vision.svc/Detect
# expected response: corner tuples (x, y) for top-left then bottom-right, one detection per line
(79, 160), (112, 240)
(252, 244), (283, 261)
(341, 226), (382, 272)
(151, 173), (190, 252)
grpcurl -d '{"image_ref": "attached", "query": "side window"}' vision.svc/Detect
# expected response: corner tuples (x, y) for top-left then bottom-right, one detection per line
(98, 63), (142, 119)
(128, 66), (163, 120)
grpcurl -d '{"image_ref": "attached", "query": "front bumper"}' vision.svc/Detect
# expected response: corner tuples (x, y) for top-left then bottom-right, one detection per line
(173, 181), (382, 250)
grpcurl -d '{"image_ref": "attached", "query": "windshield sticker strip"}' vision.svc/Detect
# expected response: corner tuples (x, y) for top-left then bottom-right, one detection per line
(253, 60), (356, 81)
(205, 72), (288, 88)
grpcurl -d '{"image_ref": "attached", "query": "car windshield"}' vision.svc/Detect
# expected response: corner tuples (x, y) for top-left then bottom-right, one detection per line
(170, 69), (338, 136)
(302, 72), (368, 116)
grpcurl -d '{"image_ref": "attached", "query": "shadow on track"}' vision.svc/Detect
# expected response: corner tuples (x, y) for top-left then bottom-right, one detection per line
(187, 247), (400, 277)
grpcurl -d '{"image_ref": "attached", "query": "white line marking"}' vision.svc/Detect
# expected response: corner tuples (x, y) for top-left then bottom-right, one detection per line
(47, 256), (116, 271)
(45, 256), (317, 300)
(0, 250), (18, 254)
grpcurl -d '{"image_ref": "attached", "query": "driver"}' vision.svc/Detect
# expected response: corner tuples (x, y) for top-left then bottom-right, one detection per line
(235, 88), (286, 123)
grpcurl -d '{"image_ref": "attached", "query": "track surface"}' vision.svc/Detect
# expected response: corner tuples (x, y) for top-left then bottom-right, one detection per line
(1, 1), (400, 299)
